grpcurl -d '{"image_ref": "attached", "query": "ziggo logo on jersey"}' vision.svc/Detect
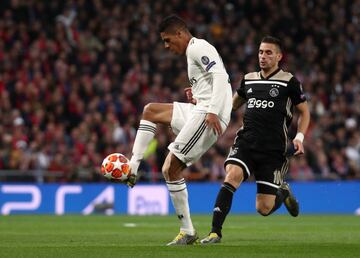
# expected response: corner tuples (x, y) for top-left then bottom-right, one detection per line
(247, 98), (275, 108)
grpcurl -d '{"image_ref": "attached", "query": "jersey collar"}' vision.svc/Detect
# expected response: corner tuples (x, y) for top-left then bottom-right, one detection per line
(260, 68), (281, 80)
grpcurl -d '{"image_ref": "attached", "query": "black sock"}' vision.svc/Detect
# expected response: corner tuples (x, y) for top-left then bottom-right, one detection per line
(211, 182), (236, 237)
(268, 187), (289, 215)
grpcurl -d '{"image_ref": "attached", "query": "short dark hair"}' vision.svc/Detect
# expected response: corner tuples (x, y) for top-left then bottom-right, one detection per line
(261, 36), (282, 52)
(158, 14), (188, 33)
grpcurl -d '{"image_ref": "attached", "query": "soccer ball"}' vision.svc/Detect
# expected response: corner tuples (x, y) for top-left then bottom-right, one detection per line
(101, 153), (131, 181)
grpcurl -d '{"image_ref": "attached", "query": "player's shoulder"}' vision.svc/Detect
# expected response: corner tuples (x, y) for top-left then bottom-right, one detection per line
(244, 72), (261, 80)
(243, 70), (300, 87)
(190, 37), (211, 46)
(271, 70), (295, 82)
(244, 70), (298, 82)
(188, 37), (214, 52)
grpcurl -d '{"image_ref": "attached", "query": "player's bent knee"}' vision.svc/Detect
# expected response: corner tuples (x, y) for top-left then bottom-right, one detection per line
(257, 209), (271, 216)
(256, 202), (273, 216)
(142, 103), (156, 121)
(142, 103), (172, 125)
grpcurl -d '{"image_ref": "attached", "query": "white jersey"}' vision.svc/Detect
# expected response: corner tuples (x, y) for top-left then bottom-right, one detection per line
(186, 37), (232, 125)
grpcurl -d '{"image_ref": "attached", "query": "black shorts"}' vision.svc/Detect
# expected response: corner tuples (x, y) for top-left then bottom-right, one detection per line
(224, 137), (290, 195)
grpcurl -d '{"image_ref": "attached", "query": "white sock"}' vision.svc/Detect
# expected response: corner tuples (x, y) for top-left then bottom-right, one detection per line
(166, 178), (195, 235)
(130, 120), (156, 175)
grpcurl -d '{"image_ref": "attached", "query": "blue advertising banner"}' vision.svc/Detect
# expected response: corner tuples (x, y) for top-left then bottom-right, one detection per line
(0, 182), (359, 215)
(186, 181), (360, 214)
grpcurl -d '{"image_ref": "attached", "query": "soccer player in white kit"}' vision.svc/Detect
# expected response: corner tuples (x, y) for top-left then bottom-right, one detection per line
(127, 14), (232, 245)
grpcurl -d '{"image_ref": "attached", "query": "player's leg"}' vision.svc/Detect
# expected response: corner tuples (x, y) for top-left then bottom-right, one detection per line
(165, 108), (224, 245)
(129, 103), (173, 176)
(256, 193), (277, 215)
(201, 164), (245, 244)
(255, 155), (299, 216)
(255, 163), (285, 216)
(280, 181), (299, 217)
(162, 153), (198, 246)
(256, 187), (296, 216)
(201, 142), (251, 244)
(142, 103), (174, 124)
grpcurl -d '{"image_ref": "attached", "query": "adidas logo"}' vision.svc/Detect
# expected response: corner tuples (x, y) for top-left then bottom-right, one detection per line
(247, 88), (253, 93)
(213, 207), (222, 212)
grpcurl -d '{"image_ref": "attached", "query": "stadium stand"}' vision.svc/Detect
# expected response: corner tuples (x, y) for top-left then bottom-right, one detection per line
(0, 0), (359, 182)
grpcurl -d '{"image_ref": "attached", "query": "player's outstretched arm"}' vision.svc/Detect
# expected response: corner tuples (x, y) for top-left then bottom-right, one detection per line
(293, 101), (310, 155)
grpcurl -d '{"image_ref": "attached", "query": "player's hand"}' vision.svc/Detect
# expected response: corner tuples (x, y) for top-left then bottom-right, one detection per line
(205, 113), (222, 136)
(184, 87), (196, 104)
(292, 139), (304, 156)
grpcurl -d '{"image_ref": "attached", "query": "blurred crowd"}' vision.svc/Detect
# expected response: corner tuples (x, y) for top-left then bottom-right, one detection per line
(0, 0), (359, 183)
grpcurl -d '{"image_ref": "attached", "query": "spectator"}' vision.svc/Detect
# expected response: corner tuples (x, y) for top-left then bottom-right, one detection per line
(0, 0), (359, 182)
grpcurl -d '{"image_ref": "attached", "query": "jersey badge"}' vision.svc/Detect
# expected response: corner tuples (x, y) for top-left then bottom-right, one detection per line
(269, 88), (279, 97)
(247, 88), (253, 94)
(201, 56), (210, 65)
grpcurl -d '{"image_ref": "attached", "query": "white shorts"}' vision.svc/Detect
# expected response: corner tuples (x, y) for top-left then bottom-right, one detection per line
(168, 102), (227, 166)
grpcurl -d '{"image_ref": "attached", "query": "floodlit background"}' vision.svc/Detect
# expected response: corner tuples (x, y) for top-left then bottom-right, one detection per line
(0, 0), (359, 215)
(1, 1), (360, 257)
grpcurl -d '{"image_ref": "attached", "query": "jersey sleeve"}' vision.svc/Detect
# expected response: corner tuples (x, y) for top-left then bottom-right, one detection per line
(288, 76), (307, 105)
(187, 41), (225, 74)
(236, 79), (246, 99)
(188, 39), (232, 116)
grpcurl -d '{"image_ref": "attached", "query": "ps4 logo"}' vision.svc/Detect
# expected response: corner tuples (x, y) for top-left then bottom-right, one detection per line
(0, 185), (115, 215)
(0, 184), (169, 215)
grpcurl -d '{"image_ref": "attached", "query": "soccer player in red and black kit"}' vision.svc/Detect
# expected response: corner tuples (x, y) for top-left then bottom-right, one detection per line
(201, 36), (310, 244)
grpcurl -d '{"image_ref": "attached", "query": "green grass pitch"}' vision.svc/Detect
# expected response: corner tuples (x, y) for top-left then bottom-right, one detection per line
(0, 215), (359, 258)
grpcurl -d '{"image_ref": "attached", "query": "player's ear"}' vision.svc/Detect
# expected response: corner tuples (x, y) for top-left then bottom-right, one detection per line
(277, 52), (283, 62)
(176, 29), (183, 38)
